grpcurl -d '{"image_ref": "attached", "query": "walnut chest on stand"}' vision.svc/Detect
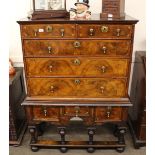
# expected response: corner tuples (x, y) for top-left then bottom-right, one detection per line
(17, 14), (138, 153)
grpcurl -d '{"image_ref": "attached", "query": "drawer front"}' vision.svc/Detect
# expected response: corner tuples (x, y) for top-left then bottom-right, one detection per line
(23, 40), (131, 57)
(21, 24), (76, 38)
(32, 106), (60, 122)
(95, 107), (122, 122)
(78, 24), (133, 39)
(63, 106), (90, 117)
(27, 78), (127, 98)
(25, 58), (129, 77)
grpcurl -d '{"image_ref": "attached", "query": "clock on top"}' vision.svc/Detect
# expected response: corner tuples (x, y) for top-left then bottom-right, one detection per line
(32, 0), (69, 19)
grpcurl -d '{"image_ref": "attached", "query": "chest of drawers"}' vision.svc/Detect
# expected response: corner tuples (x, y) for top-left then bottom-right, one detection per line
(18, 15), (138, 153)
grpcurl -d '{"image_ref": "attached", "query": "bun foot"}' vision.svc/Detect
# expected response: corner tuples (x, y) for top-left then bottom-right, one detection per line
(116, 147), (125, 153)
(31, 146), (39, 152)
(60, 147), (68, 153)
(87, 147), (95, 153)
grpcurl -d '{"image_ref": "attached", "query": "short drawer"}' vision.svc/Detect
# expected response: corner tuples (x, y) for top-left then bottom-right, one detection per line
(27, 78), (127, 98)
(78, 24), (133, 39)
(95, 107), (123, 122)
(20, 24), (76, 38)
(25, 58), (129, 77)
(32, 106), (60, 122)
(23, 40), (131, 57)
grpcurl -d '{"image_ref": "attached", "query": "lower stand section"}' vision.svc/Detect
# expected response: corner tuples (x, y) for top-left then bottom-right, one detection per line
(30, 140), (126, 152)
(29, 123), (126, 153)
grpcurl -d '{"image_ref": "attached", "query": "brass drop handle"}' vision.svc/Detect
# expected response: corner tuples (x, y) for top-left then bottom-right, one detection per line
(50, 85), (54, 93)
(75, 106), (80, 117)
(116, 28), (121, 37)
(75, 79), (81, 85)
(101, 26), (109, 32)
(43, 107), (47, 117)
(49, 65), (53, 72)
(73, 59), (81, 65)
(73, 41), (81, 48)
(34, 29), (38, 37)
(48, 46), (52, 54)
(100, 86), (105, 94)
(89, 28), (94, 36)
(46, 25), (52, 32)
(101, 66), (106, 73)
(107, 111), (110, 118)
(102, 46), (107, 54)
(106, 106), (112, 118)
(60, 28), (65, 37)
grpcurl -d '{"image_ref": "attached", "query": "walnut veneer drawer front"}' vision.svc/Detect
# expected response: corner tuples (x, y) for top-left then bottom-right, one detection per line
(95, 107), (122, 122)
(24, 40), (131, 57)
(25, 58), (129, 77)
(78, 24), (133, 39)
(21, 24), (76, 38)
(32, 106), (60, 122)
(27, 78), (127, 98)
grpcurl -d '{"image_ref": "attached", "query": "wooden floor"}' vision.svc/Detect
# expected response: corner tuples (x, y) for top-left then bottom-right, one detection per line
(9, 124), (146, 155)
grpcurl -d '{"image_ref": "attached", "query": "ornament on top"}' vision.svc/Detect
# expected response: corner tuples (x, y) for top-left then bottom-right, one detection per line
(69, 0), (91, 19)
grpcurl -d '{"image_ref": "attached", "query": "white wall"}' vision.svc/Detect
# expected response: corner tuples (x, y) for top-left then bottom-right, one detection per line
(9, 0), (145, 63)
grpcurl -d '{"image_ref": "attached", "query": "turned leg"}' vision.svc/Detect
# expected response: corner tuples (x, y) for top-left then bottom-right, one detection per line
(58, 127), (68, 153)
(29, 126), (39, 152)
(116, 126), (126, 153)
(87, 127), (96, 153)
(29, 126), (38, 143)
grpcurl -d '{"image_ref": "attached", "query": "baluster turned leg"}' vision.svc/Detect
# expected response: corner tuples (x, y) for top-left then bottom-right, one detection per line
(116, 125), (126, 153)
(29, 126), (39, 152)
(58, 127), (68, 153)
(87, 127), (96, 153)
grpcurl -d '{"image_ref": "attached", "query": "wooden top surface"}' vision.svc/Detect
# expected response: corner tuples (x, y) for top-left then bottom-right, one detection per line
(17, 14), (138, 24)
